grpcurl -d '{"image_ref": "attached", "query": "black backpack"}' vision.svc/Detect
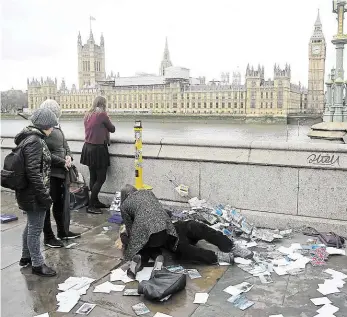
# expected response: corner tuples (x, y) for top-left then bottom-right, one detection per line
(1, 140), (28, 190)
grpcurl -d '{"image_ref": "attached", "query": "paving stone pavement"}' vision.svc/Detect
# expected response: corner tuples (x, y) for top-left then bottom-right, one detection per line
(1, 191), (347, 317)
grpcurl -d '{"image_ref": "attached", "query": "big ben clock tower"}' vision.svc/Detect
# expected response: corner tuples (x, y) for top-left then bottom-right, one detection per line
(308, 10), (326, 113)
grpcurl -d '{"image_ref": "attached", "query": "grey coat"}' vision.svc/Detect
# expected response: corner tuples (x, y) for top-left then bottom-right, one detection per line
(45, 126), (72, 179)
(120, 190), (178, 260)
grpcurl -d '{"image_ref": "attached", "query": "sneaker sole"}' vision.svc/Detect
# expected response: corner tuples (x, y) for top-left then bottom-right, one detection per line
(58, 236), (81, 240)
(32, 271), (57, 277)
(44, 243), (64, 248)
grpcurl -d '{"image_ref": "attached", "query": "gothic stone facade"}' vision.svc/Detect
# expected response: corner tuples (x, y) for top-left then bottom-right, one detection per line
(28, 13), (329, 116)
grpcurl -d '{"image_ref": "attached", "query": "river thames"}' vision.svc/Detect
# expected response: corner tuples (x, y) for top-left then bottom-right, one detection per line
(1, 117), (315, 143)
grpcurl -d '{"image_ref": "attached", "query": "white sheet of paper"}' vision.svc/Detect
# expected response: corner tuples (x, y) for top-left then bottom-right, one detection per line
(153, 313), (173, 317)
(277, 246), (293, 255)
(110, 268), (134, 283)
(193, 293), (209, 304)
(323, 278), (345, 288)
(326, 247), (346, 256)
(223, 285), (242, 296)
(317, 283), (340, 295)
(269, 315), (284, 317)
(273, 266), (288, 276)
(93, 281), (125, 293)
(316, 304), (339, 315)
(34, 314), (49, 317)
(313, 314), (337, 317)
(287, 253), (303, 260)
(219, 262), (231, 266)
(246, 241), (258, 248)
(273, 258), (289, 266)
(56, 289), (80, 313)
(325, 269), (347, 280)
(136, 267), (153, 282)
(234, 257), (252, 265)
(289, 243), (302, 250)
(310, 297), (332, 306)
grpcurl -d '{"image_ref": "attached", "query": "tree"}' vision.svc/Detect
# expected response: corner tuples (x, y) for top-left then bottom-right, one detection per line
(1, 89), (28, 113)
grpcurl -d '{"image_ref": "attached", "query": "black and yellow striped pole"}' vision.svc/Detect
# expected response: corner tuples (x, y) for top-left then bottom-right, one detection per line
(134, 120), (152, 190)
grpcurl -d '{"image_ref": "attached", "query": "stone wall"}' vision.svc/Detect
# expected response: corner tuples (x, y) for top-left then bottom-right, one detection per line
(1, 137), (347, 236)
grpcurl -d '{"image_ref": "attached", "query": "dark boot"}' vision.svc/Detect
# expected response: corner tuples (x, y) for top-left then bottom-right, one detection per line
(58, 231), (81, 240)
(87, 206), (102, 214)
(32, 264), (57, 277)
(19, 258), (32, 267)
(44, 237), (64, 248)
(94, 200), (110, 209)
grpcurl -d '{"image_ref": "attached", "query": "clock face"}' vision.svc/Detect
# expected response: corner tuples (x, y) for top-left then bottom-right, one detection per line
(312, 45), (321, 55)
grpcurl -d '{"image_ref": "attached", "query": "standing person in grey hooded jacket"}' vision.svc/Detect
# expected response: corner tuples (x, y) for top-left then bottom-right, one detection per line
(17, 108), (64, 277)
(40, 99), (81, 248)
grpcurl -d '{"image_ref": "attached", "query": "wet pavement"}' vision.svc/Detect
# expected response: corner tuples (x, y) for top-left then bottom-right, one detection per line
(1, 191), (347, 317)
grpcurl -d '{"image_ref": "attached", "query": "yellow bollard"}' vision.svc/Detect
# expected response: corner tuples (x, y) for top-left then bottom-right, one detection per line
(134, 120), (152, 190)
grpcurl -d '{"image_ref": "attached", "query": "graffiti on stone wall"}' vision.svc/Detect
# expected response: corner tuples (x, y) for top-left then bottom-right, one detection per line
(307, 153), (340, 167)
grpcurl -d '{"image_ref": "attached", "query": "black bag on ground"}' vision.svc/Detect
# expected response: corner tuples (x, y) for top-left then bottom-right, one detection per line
(137, 268), (186, 301)
(318, 232), (345, 248)
(303, 226), (345, 249)
(1, 141), (27, 190)
(69, 169), (89, 210)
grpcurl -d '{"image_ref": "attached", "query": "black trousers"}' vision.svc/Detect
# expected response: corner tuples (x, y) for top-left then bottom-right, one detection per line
(173, 220), (234, 264)
(43, 177), (67, 239)
(139, 230), (167, 263)
(89, 167), (108, 206)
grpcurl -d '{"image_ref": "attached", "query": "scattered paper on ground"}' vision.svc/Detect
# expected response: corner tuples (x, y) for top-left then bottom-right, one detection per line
(110, 268), (134, 283)
(57, 290), (80, 313)
(227, 294), (255, 310)
(224, 282), (253, 296)
(93, 281), (125, 293)
(325, 269), (347, 280)
(326, 247), (346, 255)
(132, 302), (150, 316)
(219, 261), (231, 266)
(187, 269), (202, 279)
(193, 293), (209, 304)
(153, 313), (173, 317)
(76, 303), (96, 315)
(269, 315), (284, 317)
(310, 297), (332, 306)
(235, 257), (252, 265)
(123, 289), (140, 296)
(316, 303), (339, 315)
(259, 275), (273, 284)
(34, 314), (49, 317)
(136, 267), (153, 282)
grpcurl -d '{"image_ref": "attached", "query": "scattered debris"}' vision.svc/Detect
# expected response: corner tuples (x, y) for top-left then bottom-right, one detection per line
(123, 289), (140, 296)
(135, 267), (153, 282)
(153, 313), (173, 317)
(0, 214), (18, 223)
(227, 294), (255, 310)
(34, 314), (49, 317)
(132, 302), (150, 315)
(186, 269), (201, 279)
(193, 292), (209, 304)
(93, 281), (125, 293)
(310, 297), (332, 306)
(65, 243), (78, 249)
(76, 303), (96, 315)
(110, 268), (134, 283)
(175, 184), (189, 197)
(224, 282), (253, 296)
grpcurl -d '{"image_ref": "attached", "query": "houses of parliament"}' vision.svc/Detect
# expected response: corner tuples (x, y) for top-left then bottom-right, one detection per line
(27, 11), (326, 116)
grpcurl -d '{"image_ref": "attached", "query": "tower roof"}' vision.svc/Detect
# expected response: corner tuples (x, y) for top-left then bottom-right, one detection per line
(163, 37), (170, 61)
(311, 9), (324, 40)
(159, 37), (173, 75)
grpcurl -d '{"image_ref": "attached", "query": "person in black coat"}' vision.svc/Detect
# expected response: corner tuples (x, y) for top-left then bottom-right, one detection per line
(16, 108), (64, 277)
(40, 99), (81, 248)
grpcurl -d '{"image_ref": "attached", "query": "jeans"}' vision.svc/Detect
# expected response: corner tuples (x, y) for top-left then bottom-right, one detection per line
(22, 208), (46, 267)
(89, 167), (108, 206)
(173, 220), (234, 264)
(43, 177), (67, 239)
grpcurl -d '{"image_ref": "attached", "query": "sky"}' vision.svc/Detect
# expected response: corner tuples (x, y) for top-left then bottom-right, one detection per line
(0, 0), (341, 91)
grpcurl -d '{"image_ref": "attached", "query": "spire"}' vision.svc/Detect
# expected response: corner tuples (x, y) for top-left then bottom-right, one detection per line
(311, 8), (324, 40)
(315, 9), (321, 28)
(159, 37), (173, 76)
(100, 33), (104, 46)
(78, 31), (82, 46)
(163, 37), (170, 61)
(89, 29), (94, 42)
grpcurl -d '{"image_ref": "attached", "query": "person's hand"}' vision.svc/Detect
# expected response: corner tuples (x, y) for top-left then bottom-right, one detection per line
(65, 156), (72, 168)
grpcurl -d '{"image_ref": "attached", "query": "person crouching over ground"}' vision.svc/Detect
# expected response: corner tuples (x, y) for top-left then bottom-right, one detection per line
(120, 184), (253, 277)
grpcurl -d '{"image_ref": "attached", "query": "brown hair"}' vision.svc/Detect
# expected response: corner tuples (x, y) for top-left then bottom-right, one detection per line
(85, 96), (107, 119)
